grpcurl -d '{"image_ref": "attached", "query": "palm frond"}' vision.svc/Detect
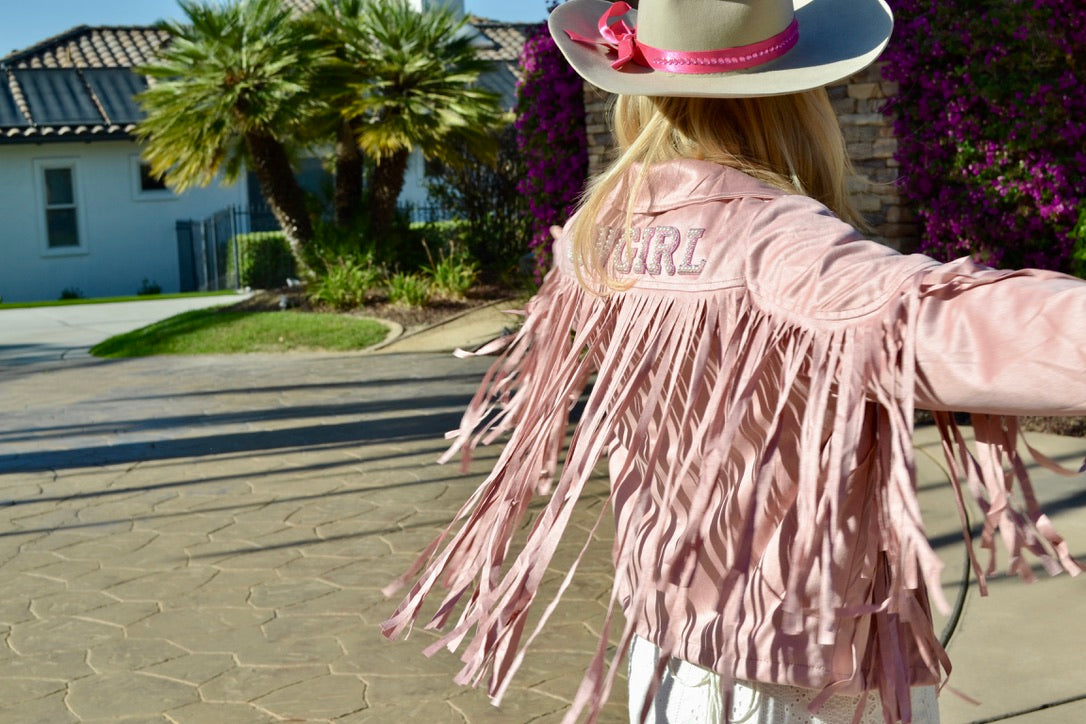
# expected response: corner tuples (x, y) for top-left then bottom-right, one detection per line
(136, 0), (332, 189)
(314, 0), (503, 162)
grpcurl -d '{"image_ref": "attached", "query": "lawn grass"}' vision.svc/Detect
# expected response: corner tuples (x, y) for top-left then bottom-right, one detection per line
(91, 308), (389, 357)
(0, 290), (238, 310)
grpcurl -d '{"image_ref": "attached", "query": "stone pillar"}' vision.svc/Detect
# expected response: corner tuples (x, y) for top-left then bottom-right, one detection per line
(828, 62), (917, 251)
(583, 83), (612, 178)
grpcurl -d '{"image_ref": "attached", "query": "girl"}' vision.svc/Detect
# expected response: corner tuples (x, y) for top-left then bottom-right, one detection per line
(384, 1), (1086, 721)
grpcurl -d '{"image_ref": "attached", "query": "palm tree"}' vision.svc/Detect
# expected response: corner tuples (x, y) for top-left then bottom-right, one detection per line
(303, 1), (369, 229)
(311, 0), (503, 243)
(136, 0), (330, 274)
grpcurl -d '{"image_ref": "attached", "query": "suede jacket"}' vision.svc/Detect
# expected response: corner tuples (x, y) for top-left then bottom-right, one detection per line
(384, 159), (1086, 723)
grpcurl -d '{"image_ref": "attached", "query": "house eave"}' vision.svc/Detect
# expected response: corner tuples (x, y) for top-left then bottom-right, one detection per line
(0, 128), (136, 145)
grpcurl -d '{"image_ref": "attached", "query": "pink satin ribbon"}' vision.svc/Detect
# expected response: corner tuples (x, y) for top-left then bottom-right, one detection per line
(565, 1), (800, 74)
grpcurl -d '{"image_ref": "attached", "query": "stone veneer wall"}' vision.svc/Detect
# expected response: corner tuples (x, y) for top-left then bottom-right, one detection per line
(582, 83), (616, 184)
(581, 62), (918, 251)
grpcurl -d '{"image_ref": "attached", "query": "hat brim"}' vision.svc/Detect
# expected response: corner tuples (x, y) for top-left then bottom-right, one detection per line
(549, 0), (893, 98)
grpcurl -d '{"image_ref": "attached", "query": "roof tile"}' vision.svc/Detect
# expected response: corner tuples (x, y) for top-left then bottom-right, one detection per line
(2, 26), (170, 70)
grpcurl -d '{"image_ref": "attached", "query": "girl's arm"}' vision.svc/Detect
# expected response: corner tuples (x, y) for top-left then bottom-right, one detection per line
(914, 259), (1086, 415)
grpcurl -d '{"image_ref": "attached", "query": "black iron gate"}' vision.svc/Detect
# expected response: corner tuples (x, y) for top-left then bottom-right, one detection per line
(176, 206), (276, 292)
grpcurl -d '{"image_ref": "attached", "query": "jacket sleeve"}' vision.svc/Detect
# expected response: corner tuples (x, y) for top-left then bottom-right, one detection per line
(745, 193), (1086, 416)
(913, 259), (1086, 415)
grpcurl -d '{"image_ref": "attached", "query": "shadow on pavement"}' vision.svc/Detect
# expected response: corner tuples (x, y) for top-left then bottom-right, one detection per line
(0, 410), (465, 474)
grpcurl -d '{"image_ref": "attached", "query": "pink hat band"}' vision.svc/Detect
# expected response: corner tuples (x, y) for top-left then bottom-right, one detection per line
(565, 1), (800, 75)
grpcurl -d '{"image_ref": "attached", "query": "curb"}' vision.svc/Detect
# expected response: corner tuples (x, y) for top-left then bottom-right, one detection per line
(365, 297), (517, 353)
(365, 318), (405, 351)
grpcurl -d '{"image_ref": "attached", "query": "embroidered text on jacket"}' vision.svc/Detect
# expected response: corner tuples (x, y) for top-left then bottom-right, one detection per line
(573, 225), (708, 276)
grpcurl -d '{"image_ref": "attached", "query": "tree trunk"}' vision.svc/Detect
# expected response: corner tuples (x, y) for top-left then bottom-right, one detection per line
(334, 120), (364, 228)
(244, 131), (314, 278)
(369, 147), (411, 241)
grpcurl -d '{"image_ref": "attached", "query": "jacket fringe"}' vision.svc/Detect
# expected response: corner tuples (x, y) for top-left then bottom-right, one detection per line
(382, 270), (1080, 724)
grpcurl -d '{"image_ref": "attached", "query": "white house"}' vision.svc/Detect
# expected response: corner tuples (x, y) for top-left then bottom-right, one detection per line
(0, 27), (251, 302)
(0, 3), (533, 303)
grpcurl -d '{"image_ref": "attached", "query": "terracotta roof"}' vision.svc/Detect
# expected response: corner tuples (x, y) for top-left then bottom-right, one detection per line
(1, 25), (170, 69)
(474, 21), (536, 64)
(281, 0), (318, 12)
(472, 22), (537, 110)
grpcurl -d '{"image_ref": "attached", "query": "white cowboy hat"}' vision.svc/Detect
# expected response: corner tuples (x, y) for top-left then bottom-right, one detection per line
(549, 0), (893, 98)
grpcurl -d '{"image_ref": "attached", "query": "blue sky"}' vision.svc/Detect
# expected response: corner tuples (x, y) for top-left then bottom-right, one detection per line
(0, 1), (552, 57)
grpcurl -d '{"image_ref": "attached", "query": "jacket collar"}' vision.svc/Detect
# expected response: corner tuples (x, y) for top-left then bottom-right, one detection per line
(630, 159), (785, 214)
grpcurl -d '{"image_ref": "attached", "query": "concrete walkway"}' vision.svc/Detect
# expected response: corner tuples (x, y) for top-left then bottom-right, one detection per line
(0, 303), (1083, 722)
(0, 294), (251, 367)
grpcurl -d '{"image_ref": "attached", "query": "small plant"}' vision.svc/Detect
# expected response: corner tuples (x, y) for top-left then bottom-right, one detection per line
(301, 219), (372, 278)
(137, 278), (163, 296)
(424, 241), (478, 300)
(386, 272), (432, 307)
(59, 287), (84, 300)
(308, 256), (380, 310)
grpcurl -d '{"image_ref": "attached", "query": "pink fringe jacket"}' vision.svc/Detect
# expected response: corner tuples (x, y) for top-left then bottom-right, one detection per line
(383, 160), (1085, 722)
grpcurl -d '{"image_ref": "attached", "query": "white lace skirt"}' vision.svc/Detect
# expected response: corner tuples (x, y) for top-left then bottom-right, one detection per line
(627, 635), (940, 724)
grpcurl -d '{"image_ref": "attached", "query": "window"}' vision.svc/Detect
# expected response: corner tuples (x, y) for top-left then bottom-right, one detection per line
(131, 156), (172, 200)
(138, 162), (168, 192)
(43, 166), (80, 248)
(34, 158), (87, 255)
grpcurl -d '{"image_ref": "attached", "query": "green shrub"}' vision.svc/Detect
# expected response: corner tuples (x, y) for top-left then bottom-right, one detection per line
(305, 211), (427, 277)
(137, 278), (162, 296)
(1070, 205), (1086, 278)
(380, 209), (430, 272)
(59, 287), (83, 300)
(230, 232), (297, 289)
(308, 256), (380, 310)
(301, 219), (371, 277)
(425, 241), (478, 300)
(424, 124), (531, 281)
(412, 218), (471, 250)
(386, 272), (432, 307)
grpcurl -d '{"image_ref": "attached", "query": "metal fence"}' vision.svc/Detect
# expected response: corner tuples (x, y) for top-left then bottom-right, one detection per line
(176, 202), (454, 292)
(176, 205), (276, 292)
(406, 204), (454, 224)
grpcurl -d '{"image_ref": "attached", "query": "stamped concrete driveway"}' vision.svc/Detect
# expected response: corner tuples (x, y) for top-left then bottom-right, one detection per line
(0, 301), (1083, 722)
(0, 348), (625, 723)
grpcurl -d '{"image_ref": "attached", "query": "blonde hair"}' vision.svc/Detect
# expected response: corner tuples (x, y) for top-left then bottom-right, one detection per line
(570, 90), (864, 290)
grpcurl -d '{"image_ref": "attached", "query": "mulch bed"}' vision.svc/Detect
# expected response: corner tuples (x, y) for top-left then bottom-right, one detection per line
(1019, 416), (1086, 438)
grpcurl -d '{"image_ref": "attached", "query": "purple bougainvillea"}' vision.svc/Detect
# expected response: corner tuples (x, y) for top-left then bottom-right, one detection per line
(515, 18), (589, 280)
(882, 0), (1086, 272)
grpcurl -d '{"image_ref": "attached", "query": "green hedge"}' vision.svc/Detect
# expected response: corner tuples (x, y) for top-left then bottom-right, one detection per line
(230, 232), (297, 289)
(410, 219), (470, 248)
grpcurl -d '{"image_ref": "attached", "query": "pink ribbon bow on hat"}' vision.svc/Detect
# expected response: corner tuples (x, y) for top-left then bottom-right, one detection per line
(565, 1), (644, 70)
